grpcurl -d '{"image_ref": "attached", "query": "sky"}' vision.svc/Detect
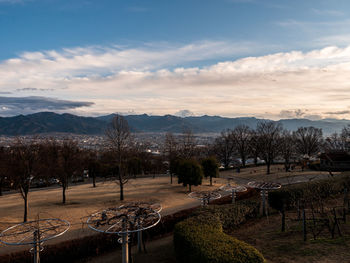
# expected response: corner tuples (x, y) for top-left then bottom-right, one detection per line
(1, 0), (350, 119)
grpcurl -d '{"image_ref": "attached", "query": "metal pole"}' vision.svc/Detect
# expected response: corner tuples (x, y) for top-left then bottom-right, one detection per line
(261, 189), (265, 216)
(121, 219), (129, 263)
(302, 209), (307, 241)
(137, 231), (142, 253)
(265, 190), (269, 217)
(33, 230), (40, 263)
(232, 191), (236, 204)
(122, 233), (129, 263)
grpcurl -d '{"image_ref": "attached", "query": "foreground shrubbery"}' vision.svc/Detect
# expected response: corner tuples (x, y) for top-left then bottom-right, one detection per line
(174, 201), (264, 263)
(269, 174), (350, 211)
(193, 200), (259, 230)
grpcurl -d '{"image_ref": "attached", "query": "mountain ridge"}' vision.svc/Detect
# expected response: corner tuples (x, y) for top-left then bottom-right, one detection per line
(0, 112), (348, 135)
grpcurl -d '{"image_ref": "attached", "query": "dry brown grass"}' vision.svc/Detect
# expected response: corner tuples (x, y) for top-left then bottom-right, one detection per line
(0, 164), (340, 257)
(230, 203), (350, 263)
(220, 164), (339, 183)
(0, 175), (228, 254)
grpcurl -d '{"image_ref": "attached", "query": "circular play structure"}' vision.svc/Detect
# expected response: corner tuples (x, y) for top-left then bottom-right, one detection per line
(119, 201), (162, 213)
(247, 181), (282, 215)
(220, 184), (247, 204)
(0, 218), (70, 263)
(87, 204), (161, 263)
(188, 190), (221, 206)
(118, 201), (162, 253)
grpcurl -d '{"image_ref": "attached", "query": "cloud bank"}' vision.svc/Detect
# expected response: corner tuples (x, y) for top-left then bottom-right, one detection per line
(1, 42), (350, 119)
(0, 96), (93, 116)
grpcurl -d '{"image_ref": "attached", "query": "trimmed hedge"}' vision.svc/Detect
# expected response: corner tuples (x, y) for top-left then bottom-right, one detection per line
(269, 174), (350, 211)
(193, 200), (259, 230)
(174, 201), (264, 263)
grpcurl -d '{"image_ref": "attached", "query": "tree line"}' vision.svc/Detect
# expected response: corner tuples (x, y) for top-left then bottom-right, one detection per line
(211, 121), (350, 174)
(1, 115), (350, 223)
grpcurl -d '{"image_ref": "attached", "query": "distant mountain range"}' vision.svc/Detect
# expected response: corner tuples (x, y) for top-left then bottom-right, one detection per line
(0, 112), (348, 136)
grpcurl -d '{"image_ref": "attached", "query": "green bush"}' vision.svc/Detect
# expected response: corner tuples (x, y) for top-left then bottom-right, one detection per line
(193, 200), (259, 230)
(174, 202), (264, 263)
(269, 175), (350, 211)
(177, 159), (203, 191)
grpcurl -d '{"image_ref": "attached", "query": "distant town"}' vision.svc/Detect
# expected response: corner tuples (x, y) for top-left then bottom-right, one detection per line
(0, 132), (217, 153)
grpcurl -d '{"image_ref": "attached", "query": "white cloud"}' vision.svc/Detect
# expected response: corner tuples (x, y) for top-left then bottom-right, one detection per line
(0, 0), (31, 3)
(312, 8), (344, 17)
(1, 43), (350, 119)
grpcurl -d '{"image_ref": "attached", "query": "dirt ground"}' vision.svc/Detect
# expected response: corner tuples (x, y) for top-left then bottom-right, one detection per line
(0, 174), (229, 254)
(0, 165), (335, 256)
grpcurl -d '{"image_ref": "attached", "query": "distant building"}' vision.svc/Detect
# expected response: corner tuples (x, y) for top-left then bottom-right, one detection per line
(319, 151), (350, 171)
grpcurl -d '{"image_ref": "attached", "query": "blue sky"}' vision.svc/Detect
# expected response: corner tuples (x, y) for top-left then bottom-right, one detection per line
(2, 0), (349, 60)
(1, 0), (350, 119)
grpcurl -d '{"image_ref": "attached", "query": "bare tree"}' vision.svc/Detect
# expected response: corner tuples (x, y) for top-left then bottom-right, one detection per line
(324, 132), (347, 151)
(163, 132), (179, 183)
(341, 125), (350, 151)
(231, 125), (251, 167)
(293, 127), (323, 157)
(0, 147), (10, 196)
(213, 129), (235, 169)
(105, 115), (132, 201)
(180, 129), (196, 159)
(9, 138), (41, 222)
(248, 130), (261, 166)
(256, 121), (282, 174)
(279, 130), (296, 171)
(86, 149), (100, 188)
(57, 139), (82, 204)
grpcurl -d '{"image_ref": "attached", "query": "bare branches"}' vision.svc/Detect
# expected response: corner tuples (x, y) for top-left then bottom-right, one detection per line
(105, 115), (133, 201)
(231, 125), (251, 167)
(293, 127), (323, 157)
(256, 121), (282, 174)
(213, 129), (235, 169)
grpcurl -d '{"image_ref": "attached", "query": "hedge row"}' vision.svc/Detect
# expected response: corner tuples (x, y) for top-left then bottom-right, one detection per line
(268, 174), (350, 211)
(211, 187), (258, 206)
(174, 201), (264, 263)
(193, 200), (259, 230)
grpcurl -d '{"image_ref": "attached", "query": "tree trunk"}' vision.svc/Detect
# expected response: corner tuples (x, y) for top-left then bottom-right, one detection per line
(0, 181), (2, 196)
(170, 173), (173, 184)
(62, 185), (66, 204)
(281, 209), (286, 232)
(254, 156), (258, 166)
(189, 184), (192, 192)
(210, 176), (213, 186)
(23, 193), (28, 222)
(120, 183), (124, 201)
(92, 174), (96, 188)
(284, 162), (290, 172)
(267, 162), (271, 174)
(242, 155), (246, 167)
